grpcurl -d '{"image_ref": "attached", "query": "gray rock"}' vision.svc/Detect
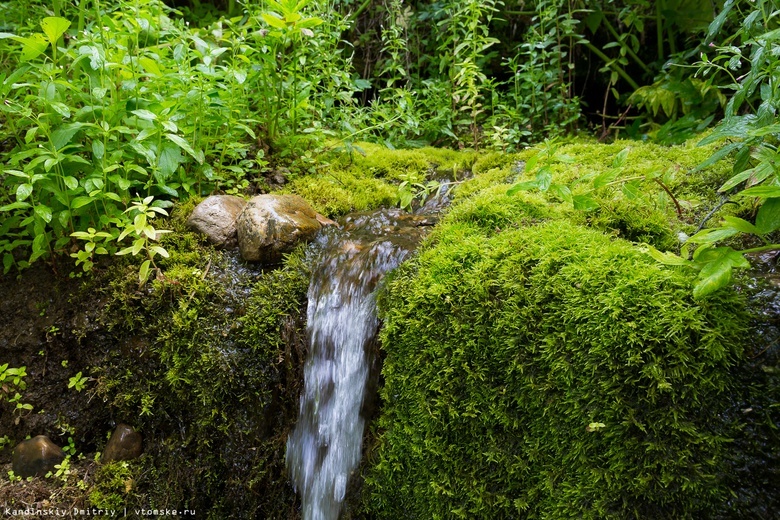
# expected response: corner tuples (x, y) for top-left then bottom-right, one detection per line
(187, 195), (247, 247)
(12, 435), (65, 478)
(102, 423), (143, 463)
(236, 194), (322, 263)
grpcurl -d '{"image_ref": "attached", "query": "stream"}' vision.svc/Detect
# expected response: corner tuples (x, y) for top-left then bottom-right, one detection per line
(285, 208), (434, 520)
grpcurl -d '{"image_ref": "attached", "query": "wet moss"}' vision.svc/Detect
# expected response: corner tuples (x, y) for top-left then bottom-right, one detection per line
(363, 219), (749, 518)
(89, 207), (311, 517)
(359, 137), (755, 518)
(284, 143), (478, 217)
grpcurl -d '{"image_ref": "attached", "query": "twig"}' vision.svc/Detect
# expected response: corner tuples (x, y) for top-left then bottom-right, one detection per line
(695, 196), (736, 233)
(653, 178), (683, 219)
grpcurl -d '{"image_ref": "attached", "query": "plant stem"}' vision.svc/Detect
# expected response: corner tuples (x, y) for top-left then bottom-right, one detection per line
(583, 41), (640, 90)
(601, 15), (650, 74)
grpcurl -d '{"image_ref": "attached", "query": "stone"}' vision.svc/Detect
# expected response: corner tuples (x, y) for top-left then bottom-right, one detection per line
(236, 194), (322, 263)
(102, 423), (143, 463)
(12, 436), (65, 478)
(315, 213), (337, 227)
(186, 195), (247, 248)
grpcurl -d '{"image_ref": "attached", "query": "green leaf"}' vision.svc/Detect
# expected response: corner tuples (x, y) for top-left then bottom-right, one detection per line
(34, 204), (52, 223)
(157, 142), (183, 179)
(70, 196), (94, 209)
(572, 193), (599, 212)
(15, 34), (48, 62)
(756, 198), (780, 235)
(139, 259), (151, 285)
(687, 227), (739, 244)
(63, 176), (78, 190)
(40, 17), (70, 46)
(611, 147), (629, 168)
(92, 140), (105, 160)
(262, 13), (288, 29)
(0, 201), (31, 212)
(51, 123), (84, 150)
(693, 247), (747, 299)
(149, 245), (169, 258)
(721, 216), (759, 235)
(131, 109), (157, 121)
(592, 169), (618, 189)
(739, 186), (780, 199)
(138, 57), (163, 77)
(507, 181), (538, 195)
(645, 246), (689, 266)
(622, 181), (642, 200)
(16, 183), (33, 201)
(165, 133), (203, 164)
(535, 170), (552, 192)
(706, 0), (735, 42)
(549, 183), (572, 202)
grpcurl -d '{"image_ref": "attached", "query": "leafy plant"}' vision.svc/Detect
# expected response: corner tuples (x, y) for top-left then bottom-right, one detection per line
(646, 0), (780, 298)
(68, 371), (91, 392)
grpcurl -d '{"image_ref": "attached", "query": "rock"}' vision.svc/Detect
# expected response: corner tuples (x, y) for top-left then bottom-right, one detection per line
(315, 213), (337, 227)
(187, 195), (247, 248)
(12, 436), (65, 478)
(102, 424), (143, 463)
(236, 194), (322, 263)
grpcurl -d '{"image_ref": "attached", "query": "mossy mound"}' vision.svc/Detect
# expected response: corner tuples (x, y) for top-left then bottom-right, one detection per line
(284, 143), (477, 216)
(359, 138), (754, 518)
(363, 219), (748, 518)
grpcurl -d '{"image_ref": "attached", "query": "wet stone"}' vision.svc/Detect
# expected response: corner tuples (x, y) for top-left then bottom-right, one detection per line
(236, 194), (322, 264)
(12, 435), (65, 478)
(187, 195), (247, 248)
(102, 424), (143, 463)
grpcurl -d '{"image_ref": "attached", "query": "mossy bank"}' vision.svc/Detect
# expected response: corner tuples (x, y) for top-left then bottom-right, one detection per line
(0, 138), (777, 518)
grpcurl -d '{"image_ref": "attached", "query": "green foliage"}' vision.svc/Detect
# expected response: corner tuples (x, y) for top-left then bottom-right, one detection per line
(363, 217), (748, 518)
(0, 363), (33, 414)
(0, 0), (363, 274)
(642, 0), (780, 297)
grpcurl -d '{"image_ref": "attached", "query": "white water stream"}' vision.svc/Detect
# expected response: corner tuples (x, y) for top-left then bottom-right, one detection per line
(286, 210), (427, 520)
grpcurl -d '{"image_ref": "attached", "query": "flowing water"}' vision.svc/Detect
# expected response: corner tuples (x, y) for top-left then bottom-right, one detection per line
(286, 208), (433, 520)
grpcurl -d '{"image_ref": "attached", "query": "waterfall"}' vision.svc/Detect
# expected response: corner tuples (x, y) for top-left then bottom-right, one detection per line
(286, 209), (429, 520)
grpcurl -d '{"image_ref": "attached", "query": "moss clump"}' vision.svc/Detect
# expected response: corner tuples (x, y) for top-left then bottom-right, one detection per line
(284, 143), (477, 216)
(89, 461), (137, 510)
(363, 218), (747, 518)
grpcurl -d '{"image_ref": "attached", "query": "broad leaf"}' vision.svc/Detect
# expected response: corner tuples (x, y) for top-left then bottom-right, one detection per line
(15, 34), (48, 62)
(40, 17), (71, 47)
(16, 183), (33, 201)
(645, 246), (690, 266)
(165, 133), (203, 164)
(572, 193), (599, 211)
(756, 198), (780, 235)
(51, 123), (84, 150)
(693, 246), (749, 299)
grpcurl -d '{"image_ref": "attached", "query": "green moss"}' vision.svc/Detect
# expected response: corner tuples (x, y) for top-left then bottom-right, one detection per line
(284, 143), (478, 216)
(363, 220), (748, 519)
(89, 461), (138, 510)
(94, 223), (310, 516)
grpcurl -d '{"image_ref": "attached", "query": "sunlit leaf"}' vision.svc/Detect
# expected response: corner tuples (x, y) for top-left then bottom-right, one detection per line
(40, 17), (71, 47)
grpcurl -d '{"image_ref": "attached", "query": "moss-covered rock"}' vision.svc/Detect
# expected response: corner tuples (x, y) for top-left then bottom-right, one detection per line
(87, 204), (311, 518)
(357, 138), (757, 518)
(363, 219), (748, 518)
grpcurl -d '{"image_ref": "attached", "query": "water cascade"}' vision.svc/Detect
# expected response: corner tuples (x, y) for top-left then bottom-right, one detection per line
(286, 208), (433, 520)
